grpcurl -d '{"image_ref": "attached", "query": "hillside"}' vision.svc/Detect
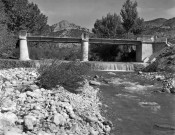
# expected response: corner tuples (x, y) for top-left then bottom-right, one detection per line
(144, 18), (167, 28)
(143, 17), (175, 40)
(163, 17), (175, 28)
(144, 45), (175, 72)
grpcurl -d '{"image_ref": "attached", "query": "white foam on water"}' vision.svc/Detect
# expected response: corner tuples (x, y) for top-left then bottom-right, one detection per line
(139, 102), (161, 112)
(109, 77), (154, 94)
(115, 93), (138, 99)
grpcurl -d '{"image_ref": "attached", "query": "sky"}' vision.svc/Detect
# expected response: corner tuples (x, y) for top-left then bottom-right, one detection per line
(29, 0), (175, 29)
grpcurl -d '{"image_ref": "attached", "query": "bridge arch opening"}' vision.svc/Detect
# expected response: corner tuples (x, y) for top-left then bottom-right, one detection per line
(89, 43), (137, 62)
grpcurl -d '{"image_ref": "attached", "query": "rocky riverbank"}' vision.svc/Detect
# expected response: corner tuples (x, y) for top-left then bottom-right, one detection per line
(0, 68), (112, 135)
(138, 71), (175, 94)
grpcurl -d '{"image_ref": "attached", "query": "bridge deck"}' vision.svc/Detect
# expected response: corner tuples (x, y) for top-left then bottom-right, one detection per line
(27, 36), (141, 45)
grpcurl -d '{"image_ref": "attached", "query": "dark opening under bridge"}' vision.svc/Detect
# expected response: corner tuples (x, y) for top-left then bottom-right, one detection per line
(19, 30), (168, 63)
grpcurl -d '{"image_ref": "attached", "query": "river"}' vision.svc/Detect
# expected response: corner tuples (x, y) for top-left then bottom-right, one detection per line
(92, 71), (175, 135)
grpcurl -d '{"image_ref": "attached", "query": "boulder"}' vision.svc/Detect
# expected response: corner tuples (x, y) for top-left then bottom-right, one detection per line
(90, 129), (99, 135)
(26, 91), (41, 98)
(4, 81), (12, 87)
(155, 75), (165, 81)
(53, 113), (66, 126)
(89, 81), (101, 86)
(4, 128), (22, 135)
(37, 131), (52, 135)
(0, 112), (18, 125)
(107, 72), (116, 76)
(24, 115), (37, 130)
(1, 98), (16, 112)
(94, 75), (100, 79)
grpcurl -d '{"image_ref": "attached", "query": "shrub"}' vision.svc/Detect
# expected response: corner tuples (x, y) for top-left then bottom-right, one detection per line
(0, 59), (35, 69)
(27, 46), (81, 61)
(37, 60), (91, 91)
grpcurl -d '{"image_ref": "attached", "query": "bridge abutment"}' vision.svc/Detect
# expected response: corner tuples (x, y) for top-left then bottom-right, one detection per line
(136, 42), (153, 62)
(136, 36), (154, 62)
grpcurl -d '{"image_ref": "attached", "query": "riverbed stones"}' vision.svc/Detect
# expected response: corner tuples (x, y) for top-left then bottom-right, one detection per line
(0, 68), (111, 135)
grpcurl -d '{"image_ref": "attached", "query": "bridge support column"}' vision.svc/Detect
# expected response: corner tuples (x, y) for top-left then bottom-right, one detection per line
(19, 30), (30, 61)
(81, 33), (89, 61)
(136, 36), (154, 62)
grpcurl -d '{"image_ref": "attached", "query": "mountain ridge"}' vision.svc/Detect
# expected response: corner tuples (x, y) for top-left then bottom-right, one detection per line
(49, 18), (175, 40)
(50, 20), (91, 38)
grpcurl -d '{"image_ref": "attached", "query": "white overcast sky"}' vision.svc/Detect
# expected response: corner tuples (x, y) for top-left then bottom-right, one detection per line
(29, 0), (175, 29)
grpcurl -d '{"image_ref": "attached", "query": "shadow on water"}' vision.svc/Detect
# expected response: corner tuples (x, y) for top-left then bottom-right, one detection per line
(91, 71), (175, 135)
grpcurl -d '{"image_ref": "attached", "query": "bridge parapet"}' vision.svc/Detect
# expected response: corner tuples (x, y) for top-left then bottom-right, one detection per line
(137, 35), (167, 43)
(137, 35), (155, 42)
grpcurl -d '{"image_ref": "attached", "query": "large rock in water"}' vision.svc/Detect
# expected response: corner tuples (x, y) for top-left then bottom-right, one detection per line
(170, 78), (175, 93)
(89, 80), (101, 86)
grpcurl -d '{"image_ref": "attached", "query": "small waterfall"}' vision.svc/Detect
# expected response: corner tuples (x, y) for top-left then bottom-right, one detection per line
(33, 60), (147, 72)
(89, 62), (135, 72)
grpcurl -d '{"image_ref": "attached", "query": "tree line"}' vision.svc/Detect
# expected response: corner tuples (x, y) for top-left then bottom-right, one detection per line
(0, 0), (144, 61)
(0, 0), (49, 57)
(93, 0), (144, 39)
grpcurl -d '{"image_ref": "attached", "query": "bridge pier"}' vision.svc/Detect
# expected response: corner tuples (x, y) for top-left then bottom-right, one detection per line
(19, 30), (30, 61)
(81, 33), (89, 61)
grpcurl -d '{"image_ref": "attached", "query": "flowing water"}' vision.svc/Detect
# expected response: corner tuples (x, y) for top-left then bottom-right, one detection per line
(88, 61), (148, 72)
(92, 71), (175, 135)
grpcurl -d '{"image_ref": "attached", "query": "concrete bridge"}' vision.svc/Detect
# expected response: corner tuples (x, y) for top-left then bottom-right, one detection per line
(19, 30), (168, 62)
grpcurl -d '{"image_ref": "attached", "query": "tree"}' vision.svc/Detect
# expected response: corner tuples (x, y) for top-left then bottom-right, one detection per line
(0, 0), (15, 57)
(120, 0), (144, 37)
(2, 0), (48, 34)
(131, 17), (144, 35)
(91, 13), (124, 61)
(92, 13), (124, 38)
